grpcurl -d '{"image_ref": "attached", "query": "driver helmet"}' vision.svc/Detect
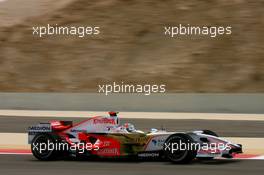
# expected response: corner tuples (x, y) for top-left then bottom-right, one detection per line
(109, 111), (118, 117)
(123, 123), (135, 132)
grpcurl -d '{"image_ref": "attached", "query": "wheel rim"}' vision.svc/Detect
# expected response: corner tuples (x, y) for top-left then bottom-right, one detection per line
(165, 136), (188, 161)
(32, 135), (54, 158)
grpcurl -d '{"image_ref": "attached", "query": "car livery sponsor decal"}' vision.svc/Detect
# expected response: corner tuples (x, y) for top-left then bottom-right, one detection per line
(138, 152), (159, 158)
(96, 148), (120, 156)
(70, 129), (86, 132)
(28, 124), (51, 132)
(93, 118), (116, 125)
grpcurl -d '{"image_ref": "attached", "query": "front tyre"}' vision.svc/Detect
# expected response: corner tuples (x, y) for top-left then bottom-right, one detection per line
(31, 133), (60, 161)
(163, 134), (197, 164)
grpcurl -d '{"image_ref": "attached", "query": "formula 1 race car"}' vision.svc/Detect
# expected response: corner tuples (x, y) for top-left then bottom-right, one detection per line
(28, 112), (242, 163)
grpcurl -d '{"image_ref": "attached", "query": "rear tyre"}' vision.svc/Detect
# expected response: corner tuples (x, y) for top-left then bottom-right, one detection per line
(31, 133), (60, 161)
(163, 134), (197, 164)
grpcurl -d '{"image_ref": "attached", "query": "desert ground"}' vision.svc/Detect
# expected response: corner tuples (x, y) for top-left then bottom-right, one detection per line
(0, 0), (263, 92)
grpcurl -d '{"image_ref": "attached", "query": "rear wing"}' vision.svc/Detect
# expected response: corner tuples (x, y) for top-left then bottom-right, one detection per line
(28, 121), (73, 144)
(28, 123), (51, 144)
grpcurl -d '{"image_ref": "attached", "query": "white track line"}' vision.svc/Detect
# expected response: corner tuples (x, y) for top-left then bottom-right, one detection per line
(0, 133), (28, 145)
(1, 110), (264, 121)
(0, 152), (31, 155)
(249, 155), (264, 160)
(234, 155), (264, 160)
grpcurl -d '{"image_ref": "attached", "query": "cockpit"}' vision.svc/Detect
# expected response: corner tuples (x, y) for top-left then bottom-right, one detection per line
(106, 111), (144, 134)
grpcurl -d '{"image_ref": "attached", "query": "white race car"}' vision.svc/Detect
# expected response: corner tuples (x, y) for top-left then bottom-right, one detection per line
(28, 112), (242, 163)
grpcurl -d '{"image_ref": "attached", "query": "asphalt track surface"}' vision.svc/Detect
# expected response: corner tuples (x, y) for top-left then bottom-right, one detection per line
(1, 116), (264, 137)
(0, 154), (263, 175)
